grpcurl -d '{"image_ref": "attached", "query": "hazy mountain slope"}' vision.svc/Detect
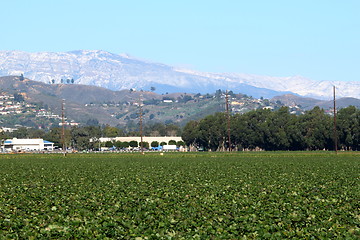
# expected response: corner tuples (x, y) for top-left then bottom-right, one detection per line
(317, 97), (360, 109)
(271, 94), (324, 110)
(271, 94), (360, 110)
(0, 76), (156, 125)
(0, 76), (233, 126)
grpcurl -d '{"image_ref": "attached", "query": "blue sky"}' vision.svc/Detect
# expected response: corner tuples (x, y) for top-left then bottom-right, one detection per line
(1, 0), (359, 82)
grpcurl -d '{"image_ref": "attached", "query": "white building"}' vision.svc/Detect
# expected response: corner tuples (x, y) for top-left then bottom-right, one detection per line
(98, 136), (183, 146)
(2, 138), (54, 152)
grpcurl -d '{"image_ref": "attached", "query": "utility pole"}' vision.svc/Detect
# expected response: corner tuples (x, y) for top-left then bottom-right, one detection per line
(225, 90), (231, 151)
(61, 99), (66, 156)
(139, 96), (144, 154)
(333, 86), (338, 154)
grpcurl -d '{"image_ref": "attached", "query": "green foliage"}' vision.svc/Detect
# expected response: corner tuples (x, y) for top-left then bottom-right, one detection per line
(71, 126), (102, 150)
(298, 106), (333, 150)
(105, 141), (113, 148)
(86, 119), (99, 126)
(183, 106), (360, 151)
(215, 89), (223, 98)
(151, 141), (159, 147)
(0, 131), (9, 140)
(0, 152), (358, 238)
(103, 125), (123, 137)
(43, 128), (71, 147)
(114, 141), (122, 148)
(337, 106), (360, 150)
(120, 141), (130, 148)
(13, 93), (24, 102)
(143, 99), (160, 105)
(11, 127), (29, 139)
(182, 120), (200, 147)
(177, 95), (193, 103)
(141, 141), (149, 149)
(143, 123), (181, 137)
(129, 140), (138, 147)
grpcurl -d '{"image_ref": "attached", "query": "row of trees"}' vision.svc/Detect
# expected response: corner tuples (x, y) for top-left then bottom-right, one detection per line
(103, 140), (185, 149)
(182, 106), (360, 151)
(50, 78), (75, 84)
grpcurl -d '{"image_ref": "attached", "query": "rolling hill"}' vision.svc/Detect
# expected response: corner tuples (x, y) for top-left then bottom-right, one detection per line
(1, 75), (360, 129)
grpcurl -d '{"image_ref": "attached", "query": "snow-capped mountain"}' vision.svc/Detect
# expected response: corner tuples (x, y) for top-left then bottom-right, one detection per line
(0, 50), (358, 99)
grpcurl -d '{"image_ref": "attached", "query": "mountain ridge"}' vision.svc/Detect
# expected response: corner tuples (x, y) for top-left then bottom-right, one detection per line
(0, 50), (359, 99)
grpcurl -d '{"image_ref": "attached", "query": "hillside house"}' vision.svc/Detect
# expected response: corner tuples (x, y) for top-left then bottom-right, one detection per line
(2, 138), (54, 152)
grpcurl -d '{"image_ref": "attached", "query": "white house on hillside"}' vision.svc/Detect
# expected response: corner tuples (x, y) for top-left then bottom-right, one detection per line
(2, 138), (54, 152)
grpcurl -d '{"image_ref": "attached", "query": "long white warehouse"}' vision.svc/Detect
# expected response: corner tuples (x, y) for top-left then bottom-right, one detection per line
(99, 136), (183, 144)
(2, 138), (54, 152)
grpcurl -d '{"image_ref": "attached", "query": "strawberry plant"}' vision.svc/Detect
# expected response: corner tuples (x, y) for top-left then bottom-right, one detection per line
(0, 152), (359, 238)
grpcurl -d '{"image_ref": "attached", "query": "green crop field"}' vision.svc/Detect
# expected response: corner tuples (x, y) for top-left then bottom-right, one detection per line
(0, 152), (359, 239)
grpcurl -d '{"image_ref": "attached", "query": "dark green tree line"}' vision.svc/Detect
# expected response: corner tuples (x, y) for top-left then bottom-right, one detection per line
(182, 106), (360, 151)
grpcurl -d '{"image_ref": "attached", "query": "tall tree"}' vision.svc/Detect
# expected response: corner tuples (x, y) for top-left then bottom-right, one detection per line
(263, 107), (293, 150)
(337, 106), (360, 150)
(196, 113), (227, 151)
(103, 125), (124, 137)
(182, 120), (200, 148)
(299, 107), (333, 150)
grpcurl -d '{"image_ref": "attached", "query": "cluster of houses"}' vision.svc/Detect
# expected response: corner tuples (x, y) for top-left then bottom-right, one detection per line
(0, 93), (29, 115)
(0, 91), (80, 128)
(36, 110), (80, 126)
(36, 109), (61, 119)
(0, 92), (58, 117)
(230, 98), (272, 114)
(230, 98), (305, 115)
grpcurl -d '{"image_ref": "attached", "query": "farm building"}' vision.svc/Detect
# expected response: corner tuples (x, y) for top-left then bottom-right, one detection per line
(1, 138), (54, 152)
(98, 136), (183, 146)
